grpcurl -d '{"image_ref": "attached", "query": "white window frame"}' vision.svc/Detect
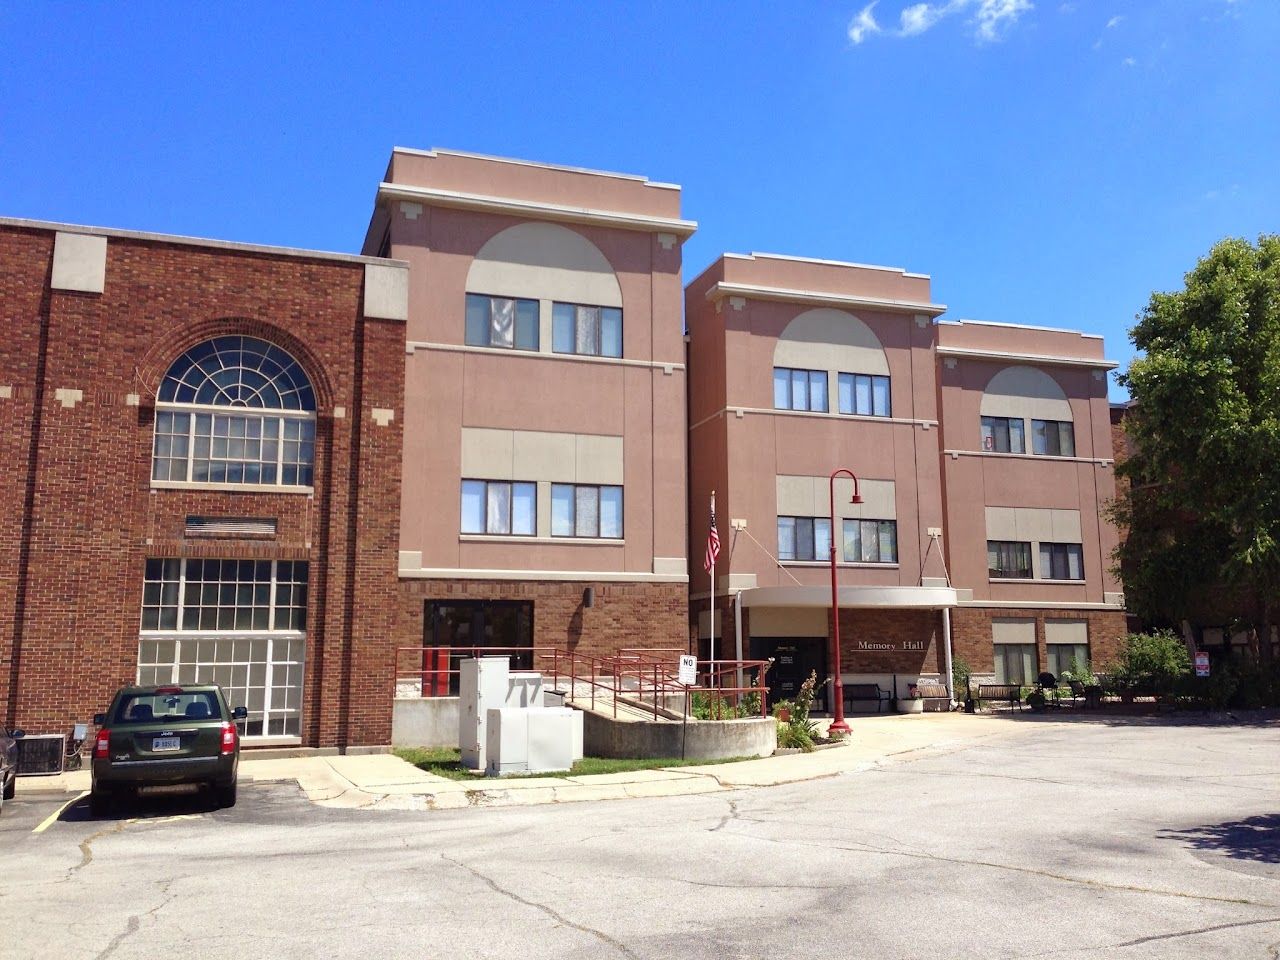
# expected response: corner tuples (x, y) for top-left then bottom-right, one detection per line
(152, 404), (316, 489)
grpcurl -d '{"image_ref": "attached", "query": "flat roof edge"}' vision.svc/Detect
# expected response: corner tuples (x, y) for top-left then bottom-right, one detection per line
(0, 216), (406, 268)
(391, 146), (682, 190)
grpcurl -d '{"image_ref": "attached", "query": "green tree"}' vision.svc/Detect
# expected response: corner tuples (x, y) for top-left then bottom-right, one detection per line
(1112, 235), (1280, 662)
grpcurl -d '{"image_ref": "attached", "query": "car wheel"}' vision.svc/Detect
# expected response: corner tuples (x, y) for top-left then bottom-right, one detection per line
(89, 788), (112, 818)
(214, 781), (237, 808)
(2, 771), (14, 801)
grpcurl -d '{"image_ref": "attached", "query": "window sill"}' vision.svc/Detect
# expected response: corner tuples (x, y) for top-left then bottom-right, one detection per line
(152, 481), (314, 495)
(459, 534), (624, 546)
(944, 449), (1114, 466)
(988, 578), (1086, 584)
(780, 561), (900, 569)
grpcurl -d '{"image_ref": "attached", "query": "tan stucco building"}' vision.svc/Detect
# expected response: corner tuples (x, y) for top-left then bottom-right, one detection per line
(362, 149), (695, 664)
(686, 252), (1127, 709)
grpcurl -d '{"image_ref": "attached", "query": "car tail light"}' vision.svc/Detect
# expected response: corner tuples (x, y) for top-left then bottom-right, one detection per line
(220, 721), (237, 756)
(94, 728), (110, 759)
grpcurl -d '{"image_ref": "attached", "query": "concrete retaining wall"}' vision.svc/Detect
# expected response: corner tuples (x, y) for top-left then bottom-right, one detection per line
(392, 697), (460, 748)
(582, 710), (776, 760)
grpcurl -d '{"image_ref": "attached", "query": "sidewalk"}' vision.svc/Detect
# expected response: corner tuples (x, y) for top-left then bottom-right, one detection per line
(17, 713), (1021, 811)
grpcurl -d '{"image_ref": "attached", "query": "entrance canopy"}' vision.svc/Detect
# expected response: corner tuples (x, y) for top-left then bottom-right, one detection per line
(739, 585), (958, 610)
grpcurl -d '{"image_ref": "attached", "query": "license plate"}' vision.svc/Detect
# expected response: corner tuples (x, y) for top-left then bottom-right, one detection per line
(152, 737), (181, 752)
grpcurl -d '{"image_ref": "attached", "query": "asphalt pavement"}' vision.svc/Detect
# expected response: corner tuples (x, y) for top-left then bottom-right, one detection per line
(2, 714), (1277, 959)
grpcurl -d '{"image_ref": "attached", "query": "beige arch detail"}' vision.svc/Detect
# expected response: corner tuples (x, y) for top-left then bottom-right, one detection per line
(980, 365), (1073, 422)
(772, 308), (889, 376)
(466, 222), (622, 307)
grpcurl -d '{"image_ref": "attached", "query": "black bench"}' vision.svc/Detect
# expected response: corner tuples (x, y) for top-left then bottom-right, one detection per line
(844, 683), (891, 714)
(977, 684), (1024, 711)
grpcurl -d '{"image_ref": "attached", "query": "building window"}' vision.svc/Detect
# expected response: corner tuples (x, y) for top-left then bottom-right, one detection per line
(465, 293), (539, 351)
(994, 644), (1036, 685)
(1040, 542), (1084, 580)
(153, 336), (316, 487)
(1046, 642), (1090, 677)
(778, 516), (832, 561)
(981, 416), (1025, 453)
(1032, 419), (1076, 457)
(842, 519), (898, 563)
(988, 540), (1033, 579)
(837, 373), (891, 417)
(551, 484), (623, 538)
(552, 302), (622, 357)
(461, 480), (536, 536)
(773, 368), (829, 412)
(138, 558), (307, 738)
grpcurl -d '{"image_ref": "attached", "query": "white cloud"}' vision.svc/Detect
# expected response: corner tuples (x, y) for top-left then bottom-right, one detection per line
(1106, 15), (1123, 28)
(848, 0), (1034, 46)
(1122, 56), (1136, 66)
(900, 2), (949, 35)
(972, 0), (1034, 41)
(848, 1), (883, 44)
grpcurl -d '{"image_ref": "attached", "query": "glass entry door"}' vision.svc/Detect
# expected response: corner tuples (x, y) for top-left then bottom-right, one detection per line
(749, 637), (828, 713)
(425, 600), (534, 693)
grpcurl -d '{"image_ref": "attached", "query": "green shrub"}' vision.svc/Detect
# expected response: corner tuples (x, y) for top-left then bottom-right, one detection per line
(1108, 630), (1192, 693)
(952, 657), (973, 698)
(776, 718), (815, 752)
(1060, 655), (1095, 685)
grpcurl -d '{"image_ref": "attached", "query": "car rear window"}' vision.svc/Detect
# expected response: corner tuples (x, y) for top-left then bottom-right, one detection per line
(113, 691), (222, 724)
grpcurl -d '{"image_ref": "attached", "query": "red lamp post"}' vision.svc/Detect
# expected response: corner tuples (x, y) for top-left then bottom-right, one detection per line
(828, 468), (862, 738)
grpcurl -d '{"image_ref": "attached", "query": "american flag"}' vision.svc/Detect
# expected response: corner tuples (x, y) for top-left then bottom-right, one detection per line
(703, 492), (721, 573)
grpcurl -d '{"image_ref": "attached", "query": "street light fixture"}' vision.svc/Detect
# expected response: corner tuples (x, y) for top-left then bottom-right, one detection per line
(828, 468), (862, 738)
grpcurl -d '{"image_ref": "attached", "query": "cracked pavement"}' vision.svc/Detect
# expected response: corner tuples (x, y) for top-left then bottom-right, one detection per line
(1, 716), (1278, 959)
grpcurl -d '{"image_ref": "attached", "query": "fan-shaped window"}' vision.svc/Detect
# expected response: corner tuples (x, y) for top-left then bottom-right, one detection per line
(152, 336), (317, 488)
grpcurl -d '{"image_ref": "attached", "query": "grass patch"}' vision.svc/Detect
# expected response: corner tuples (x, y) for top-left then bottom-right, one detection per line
(393, 746), (752, 780)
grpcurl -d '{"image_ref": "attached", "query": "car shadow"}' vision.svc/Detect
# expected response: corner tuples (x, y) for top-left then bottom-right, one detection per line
(1159, 814), (1280, 864)
(59, 788), (223, 823)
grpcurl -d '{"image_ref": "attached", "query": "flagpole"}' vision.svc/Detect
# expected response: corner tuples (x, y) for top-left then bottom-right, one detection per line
(709, 491), (716, 692)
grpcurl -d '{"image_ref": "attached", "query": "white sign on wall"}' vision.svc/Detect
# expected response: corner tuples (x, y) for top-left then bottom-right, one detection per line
(678, 655), (697, 686)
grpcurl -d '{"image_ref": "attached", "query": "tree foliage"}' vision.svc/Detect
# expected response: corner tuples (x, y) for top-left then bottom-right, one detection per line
(1112, 234), (1280, 657)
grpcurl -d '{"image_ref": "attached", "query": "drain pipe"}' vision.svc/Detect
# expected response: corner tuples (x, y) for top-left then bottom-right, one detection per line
(734, 587), (744, 692)
(942, 606), (955, 703)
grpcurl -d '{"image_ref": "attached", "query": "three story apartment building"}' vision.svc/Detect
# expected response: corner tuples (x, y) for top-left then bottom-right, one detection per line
(361, 149), (695, 664)
(686, 252), (1126, 708)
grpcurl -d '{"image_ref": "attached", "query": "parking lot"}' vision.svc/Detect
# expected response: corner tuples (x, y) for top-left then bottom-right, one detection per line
(2, 715), (1278, 960)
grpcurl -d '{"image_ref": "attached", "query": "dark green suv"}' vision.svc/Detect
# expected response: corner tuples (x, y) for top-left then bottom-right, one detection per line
(91, 685), (247, 815)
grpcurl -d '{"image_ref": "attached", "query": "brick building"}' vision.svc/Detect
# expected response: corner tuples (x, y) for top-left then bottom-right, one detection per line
(0, 218), (407, 748)
(360, 149), (694, 675)
(685, 253), (1128, 708)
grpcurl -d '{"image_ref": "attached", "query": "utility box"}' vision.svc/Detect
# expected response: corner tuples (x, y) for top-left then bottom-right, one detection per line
(459, 657), (511, 770)
(506, 672), (545, 708)
(485, 707), (578, 776)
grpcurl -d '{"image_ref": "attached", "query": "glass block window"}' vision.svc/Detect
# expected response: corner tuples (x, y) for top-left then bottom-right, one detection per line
(153, 336), (316, 488)
(138, 558), (308, 739)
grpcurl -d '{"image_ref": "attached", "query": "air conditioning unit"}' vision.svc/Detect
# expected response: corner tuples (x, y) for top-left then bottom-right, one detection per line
(459, 658), (511, 770)
(16, 734), (65, 776)
(486, 707), (577, 776)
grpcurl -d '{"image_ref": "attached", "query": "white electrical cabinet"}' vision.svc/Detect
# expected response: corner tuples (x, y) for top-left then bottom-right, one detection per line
(485, 707), (578, 776)
(506, 672), (545, 708)
(459, 657), (511, 770)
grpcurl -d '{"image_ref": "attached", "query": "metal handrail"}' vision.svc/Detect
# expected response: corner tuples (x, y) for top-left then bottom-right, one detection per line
(394, 645), (771, 720)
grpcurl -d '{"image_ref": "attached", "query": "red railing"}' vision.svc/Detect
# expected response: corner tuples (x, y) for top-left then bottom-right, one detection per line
(393, 645), (771, 720)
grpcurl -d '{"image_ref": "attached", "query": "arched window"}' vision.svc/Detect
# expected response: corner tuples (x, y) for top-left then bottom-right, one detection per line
(152, 336), (317, 487)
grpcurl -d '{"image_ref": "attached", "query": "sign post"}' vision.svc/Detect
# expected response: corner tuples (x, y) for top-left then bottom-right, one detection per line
(1195, 652), (1210, 678)
(678, 654), (697, 760)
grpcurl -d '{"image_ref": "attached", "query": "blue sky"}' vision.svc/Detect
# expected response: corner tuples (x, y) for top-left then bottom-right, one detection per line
(2, 1), (1275, 398)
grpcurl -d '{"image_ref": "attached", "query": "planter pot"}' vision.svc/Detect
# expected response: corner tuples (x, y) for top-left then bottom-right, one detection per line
(898, 699), (924, 714)
(776, 708), (791, 723)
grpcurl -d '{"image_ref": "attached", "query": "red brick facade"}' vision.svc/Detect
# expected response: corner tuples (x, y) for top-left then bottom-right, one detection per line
(950, 607), (1128, 676)
(396, 578), (688, 660)
(0, 223), (404, 747)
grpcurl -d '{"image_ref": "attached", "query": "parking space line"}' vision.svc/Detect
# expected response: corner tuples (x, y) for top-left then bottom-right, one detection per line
(32, 791), (89, 834)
